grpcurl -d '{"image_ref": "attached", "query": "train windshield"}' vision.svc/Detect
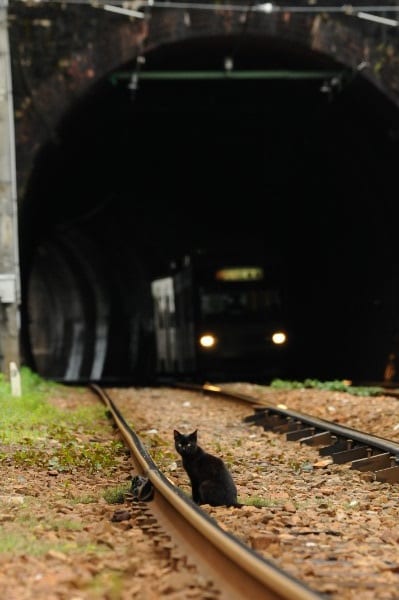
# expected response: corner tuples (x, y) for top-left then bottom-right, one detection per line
(199, 288), (281, 318)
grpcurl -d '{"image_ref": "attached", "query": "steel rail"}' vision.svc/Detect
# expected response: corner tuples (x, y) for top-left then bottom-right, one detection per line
(175, 381), (399, 455)
(90, 383), (323, 600)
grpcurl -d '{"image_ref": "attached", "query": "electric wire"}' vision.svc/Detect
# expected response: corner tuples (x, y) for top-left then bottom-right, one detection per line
(8, 1), (399, 14)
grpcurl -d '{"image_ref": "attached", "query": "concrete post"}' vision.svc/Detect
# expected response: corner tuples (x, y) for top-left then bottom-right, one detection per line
(0, 0), (21, 376)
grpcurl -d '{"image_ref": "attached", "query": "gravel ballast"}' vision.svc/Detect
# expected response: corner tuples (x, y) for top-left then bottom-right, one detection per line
(1, 383), (399, 599)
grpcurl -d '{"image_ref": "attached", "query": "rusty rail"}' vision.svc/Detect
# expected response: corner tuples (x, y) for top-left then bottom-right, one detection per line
(90, 383), (323, 600)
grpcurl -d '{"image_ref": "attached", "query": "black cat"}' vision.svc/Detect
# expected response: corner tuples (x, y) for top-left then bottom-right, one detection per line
(173, 429), (241, 507)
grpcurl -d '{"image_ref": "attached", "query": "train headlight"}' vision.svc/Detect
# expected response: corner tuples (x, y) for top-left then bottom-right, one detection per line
(272, 331), (287, 345)
(199, 334), (217, 349)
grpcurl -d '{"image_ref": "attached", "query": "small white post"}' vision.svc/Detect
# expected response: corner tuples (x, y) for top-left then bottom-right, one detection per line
(9, 361), (21, 396)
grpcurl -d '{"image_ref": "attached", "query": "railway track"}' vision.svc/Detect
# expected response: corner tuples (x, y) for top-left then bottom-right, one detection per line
(90, 382), (399, 600)
(178, 381), (399, 484)
(244, 405), (399, 483)
(90, 383), (323, 600)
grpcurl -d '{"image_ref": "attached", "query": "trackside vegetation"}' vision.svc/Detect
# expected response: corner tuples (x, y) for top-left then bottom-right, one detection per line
(270, 379), (385, 397)
(0, 366), (125, 472)
(0, 367), (131, 565)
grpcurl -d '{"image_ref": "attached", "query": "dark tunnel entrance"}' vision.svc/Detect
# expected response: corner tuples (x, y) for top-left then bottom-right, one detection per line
(18, 34), (399, 384)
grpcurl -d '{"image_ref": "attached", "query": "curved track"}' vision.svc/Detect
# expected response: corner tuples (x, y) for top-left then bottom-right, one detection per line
(206, 383), (399, 484)
(90, 383), (323, 600)
(185, 381), (399, 483)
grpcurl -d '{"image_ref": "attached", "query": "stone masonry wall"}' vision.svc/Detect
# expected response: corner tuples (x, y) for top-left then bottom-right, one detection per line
(8, 2), (399, 198)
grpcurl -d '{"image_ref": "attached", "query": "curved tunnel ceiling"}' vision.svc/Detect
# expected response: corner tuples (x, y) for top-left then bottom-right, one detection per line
(19, 33), (399, 384)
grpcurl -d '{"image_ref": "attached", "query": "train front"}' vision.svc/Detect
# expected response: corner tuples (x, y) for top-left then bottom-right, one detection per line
(193, 263), (291, 383)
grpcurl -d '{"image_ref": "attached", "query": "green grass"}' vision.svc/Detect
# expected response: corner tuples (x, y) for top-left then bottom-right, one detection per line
(103, 484), (131, 504)
(270, 378), (385, 397)
(0, 366), (125, 472)
(88, 572), (125, 599)
(72, 493), (101, 504)
(0, 499), (102, 555)
(0, 368), (133, 565)
(239, 496), (277, 508)
(0, 530), (103, 556)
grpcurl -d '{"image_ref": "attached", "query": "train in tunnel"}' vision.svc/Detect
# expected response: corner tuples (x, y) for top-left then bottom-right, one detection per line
(150, 248), (293, 383)
(21, 229), (398, 386)
(20, 230), (158, 385)
(22, 237), (294, 385)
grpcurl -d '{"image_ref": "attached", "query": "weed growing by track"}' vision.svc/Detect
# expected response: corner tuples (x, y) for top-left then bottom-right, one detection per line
(103, 484), (131, 504)
(270, 378), (384, 396)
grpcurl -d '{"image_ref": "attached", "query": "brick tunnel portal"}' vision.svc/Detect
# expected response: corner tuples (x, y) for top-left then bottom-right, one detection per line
(17, 31), (399, 384)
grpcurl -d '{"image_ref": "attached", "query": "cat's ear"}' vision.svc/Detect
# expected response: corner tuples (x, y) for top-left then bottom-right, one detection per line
(192, 429), (198, 439)
(173, 429), (180, 438)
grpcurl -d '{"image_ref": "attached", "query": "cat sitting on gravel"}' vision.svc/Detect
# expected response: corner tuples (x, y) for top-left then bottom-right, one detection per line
(173, 429), (241, 507)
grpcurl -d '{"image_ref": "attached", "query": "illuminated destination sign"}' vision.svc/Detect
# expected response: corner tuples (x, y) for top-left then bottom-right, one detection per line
(215, 267), (264, 281)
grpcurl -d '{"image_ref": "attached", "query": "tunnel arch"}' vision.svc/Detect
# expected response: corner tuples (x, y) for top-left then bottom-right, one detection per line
(13, 7), (399, 382)
(10, 3), (399, 194)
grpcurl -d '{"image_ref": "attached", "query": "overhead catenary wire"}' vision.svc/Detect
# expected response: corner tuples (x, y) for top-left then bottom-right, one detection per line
(9, 0), (399, 13)
(9, 1), (399, 27)
(103, 2), (399, 28)
(131, 2), (399, 15)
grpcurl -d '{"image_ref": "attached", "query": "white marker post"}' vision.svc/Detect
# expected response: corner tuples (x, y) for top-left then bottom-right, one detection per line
(9, 361), (21, 396)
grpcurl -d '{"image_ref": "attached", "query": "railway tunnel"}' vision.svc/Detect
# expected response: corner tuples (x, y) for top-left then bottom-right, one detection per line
(9, 2), (399, 384)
